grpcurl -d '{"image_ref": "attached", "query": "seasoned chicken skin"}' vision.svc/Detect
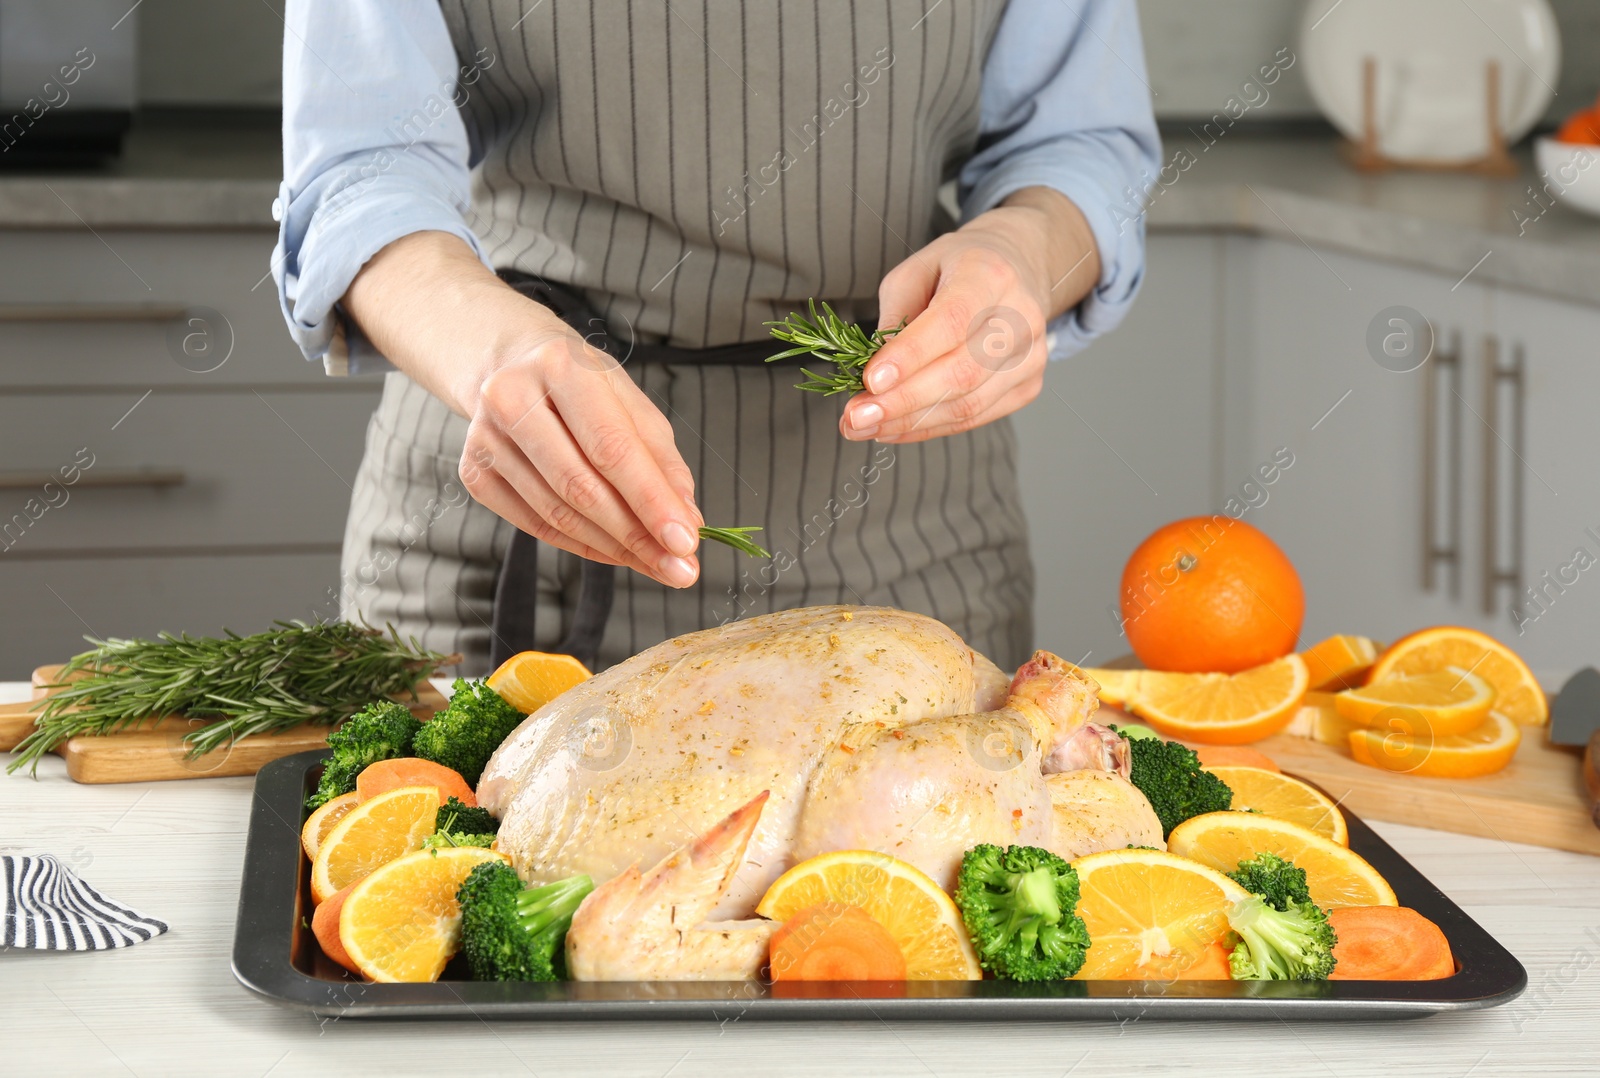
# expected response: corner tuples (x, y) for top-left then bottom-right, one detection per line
(480, 606), (1152, 920)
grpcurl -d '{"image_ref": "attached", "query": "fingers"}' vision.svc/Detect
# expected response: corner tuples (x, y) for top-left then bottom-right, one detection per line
(471, 343), (702, 588)
(463, 427), (657, 577)
(618, 382), (701, 519)
(460, 458), (626, 568)
(854, 252), (941, 407)
(877, 379), (1043, 445)
(543, 375), (701, 556)
(518, 399), (700, 588)
(847, 250), (1017, 437)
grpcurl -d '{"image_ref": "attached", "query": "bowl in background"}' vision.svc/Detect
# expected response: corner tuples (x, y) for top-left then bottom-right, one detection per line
(1535, 137), (1600, 218)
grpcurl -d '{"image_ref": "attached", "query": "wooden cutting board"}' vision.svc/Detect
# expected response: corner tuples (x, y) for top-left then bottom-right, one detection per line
(1096, 692), (1600, 858)
(1256, 725), (1600, 858)
(0, 665), (448, 784)
(1096, 653), (1600, 858)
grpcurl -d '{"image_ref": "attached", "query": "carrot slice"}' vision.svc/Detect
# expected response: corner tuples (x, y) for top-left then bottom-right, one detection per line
(1328, 906), (1454, 980)
(1194, 746), (1281, 773)
(1174, 940), (1234, 979)
(769, 902), (908, 981)
(356, 757), (476, 807)
(312, 882), (360, 973)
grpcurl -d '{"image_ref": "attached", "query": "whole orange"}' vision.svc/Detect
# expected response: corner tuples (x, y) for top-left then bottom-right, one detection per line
(1120, 516), (1304, 673)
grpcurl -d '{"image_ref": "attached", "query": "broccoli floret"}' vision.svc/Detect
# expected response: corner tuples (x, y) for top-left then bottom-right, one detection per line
(1121, 733), (1233, 838)
(1228, 853), (1310, 912)
(436, 796), (499, 837)
(955, 844), (1090, 981)
(305, 700), (422, 811)
(1226, 853), (1337, 979)
(411, 678), (525, 786)
(457, 861), (593, 981)
(422, 831), (497, 850)
(422, 798), (500, 850)
(1227, 895), (1338, 979)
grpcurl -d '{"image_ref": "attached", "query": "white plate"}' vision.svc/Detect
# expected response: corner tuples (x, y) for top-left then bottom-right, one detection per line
(1300, 0), (1561, 163)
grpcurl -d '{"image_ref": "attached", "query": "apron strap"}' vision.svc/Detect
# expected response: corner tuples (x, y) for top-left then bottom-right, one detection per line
(489, 529), (614, 672)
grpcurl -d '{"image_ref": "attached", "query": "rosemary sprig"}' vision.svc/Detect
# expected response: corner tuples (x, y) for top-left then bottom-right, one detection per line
(6, 621), (447, 775)
(765, 298), (904, 395)
(698, 525), (770, 558)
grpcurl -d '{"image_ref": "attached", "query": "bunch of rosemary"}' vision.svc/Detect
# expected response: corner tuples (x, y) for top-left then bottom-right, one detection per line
(765, 298), (904, 396)
(7, 621), (447, 774)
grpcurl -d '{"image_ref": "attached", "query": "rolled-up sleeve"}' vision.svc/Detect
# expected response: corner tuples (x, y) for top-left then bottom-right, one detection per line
(273, 0), (487, 375)
(958, 0), (1161, 359)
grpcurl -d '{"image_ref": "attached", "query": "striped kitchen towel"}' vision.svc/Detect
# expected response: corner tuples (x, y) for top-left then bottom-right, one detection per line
(2, 853), (168, 950)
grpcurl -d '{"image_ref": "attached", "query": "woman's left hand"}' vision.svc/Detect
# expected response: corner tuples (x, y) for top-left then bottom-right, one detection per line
(842, 186), (1099, 444)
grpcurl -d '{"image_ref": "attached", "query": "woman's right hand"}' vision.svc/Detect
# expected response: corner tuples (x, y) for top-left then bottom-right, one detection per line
(459, 325), (704, 587)
(344, 231), (703, 588)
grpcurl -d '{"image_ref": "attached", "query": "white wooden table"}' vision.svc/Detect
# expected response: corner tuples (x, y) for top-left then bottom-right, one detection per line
(4, 686), (1599, 1078)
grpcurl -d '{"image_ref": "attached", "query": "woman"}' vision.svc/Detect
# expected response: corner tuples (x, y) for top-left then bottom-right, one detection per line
(274, 0), (1158, 674)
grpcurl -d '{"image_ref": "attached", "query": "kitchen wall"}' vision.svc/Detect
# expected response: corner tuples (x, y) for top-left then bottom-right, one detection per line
(136, 0), (281, 107)
(138, 0), (1600, 122)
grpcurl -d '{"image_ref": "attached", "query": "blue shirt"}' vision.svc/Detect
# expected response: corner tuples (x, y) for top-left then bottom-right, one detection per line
(274, 0), (1160, 374)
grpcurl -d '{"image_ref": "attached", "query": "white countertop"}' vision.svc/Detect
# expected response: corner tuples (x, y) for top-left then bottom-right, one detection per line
(4, 684), (1599, 1078)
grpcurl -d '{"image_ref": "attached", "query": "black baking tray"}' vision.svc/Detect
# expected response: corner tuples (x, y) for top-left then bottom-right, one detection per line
(232, 750), (1526, 1021)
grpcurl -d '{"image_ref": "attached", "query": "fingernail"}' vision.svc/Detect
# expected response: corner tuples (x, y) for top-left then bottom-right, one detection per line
(851, 402), (884, 430)
(659, 554), (698, 588)
(662, 521), (697, 557)
(847, 425), (879, 441)
(868, 363), (898, 394)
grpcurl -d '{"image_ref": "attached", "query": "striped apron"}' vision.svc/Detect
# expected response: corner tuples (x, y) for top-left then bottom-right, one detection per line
(339, 0), (1034, 674)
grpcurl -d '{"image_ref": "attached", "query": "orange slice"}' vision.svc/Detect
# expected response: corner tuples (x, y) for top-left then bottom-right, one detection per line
(1281, 692), (1361, 746)
(1204, 766), (1348, 846)
(1167, 812), (1395, 909)
(486, 650), (592, 714)
(1126, 655), (1309, 745)
(339, 846), (506, 982)
(1368, 627), (1546, 726)
(756, 850), (981, 980)
(1300, 635), (1379, 691)
(1334, 668), (1495, 737)
(310, 785), (441, 904)
(1070, 849), (1248, 980)
(1348, 709), (1521, 779)
(301, 791), (359, 862)
(1080, 668), (1141, 708)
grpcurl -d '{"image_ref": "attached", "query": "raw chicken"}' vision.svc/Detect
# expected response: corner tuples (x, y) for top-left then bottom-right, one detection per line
(480, 606), (1161, 924)
(1045, 769), (1166, 857)
(566, 792), (775, 981)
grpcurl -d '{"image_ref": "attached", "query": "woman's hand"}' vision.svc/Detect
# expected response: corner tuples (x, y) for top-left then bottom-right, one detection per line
(345, 232), (703, 588)
(841, 186), (1100, 445)
(459, 327), (704, 587)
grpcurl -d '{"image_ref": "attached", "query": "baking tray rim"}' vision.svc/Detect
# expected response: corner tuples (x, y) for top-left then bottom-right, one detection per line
(232, 750), (1527, 1021)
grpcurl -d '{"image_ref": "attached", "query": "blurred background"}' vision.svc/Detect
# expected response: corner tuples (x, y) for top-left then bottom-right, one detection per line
(2, 0), (1598, 687)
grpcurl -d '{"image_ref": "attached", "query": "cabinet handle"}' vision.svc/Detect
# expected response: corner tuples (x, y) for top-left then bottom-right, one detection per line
(1481, 337), (1526, 616)
(1421, 333), (1462, 597)
(0, 469), (185, 490)
(0, 304), (189, 323)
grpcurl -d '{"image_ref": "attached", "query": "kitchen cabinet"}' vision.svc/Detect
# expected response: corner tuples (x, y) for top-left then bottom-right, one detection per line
(0, 229), (382, 677)
(1220, 238), (1498, 653)
(1489, 286), (1600, 677)
(1217, 238), (1600, 684)
(1014, 234), (1224, 665)
(1017, 233), (1600, 684)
